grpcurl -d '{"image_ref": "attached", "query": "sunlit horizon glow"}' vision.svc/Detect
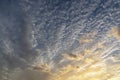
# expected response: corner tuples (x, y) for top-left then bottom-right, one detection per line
(45, 27), (120, 80)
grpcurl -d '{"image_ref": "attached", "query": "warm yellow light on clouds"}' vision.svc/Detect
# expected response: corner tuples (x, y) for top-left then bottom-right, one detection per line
(49, 27), (120, 80)
(17, 27), (119, 80)
(107, 27), (120, 40)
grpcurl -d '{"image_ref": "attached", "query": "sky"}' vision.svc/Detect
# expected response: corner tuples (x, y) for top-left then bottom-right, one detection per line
(0, 0), (120, 80)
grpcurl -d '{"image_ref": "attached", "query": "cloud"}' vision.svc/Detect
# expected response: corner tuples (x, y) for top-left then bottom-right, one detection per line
(32, 63), (51, 72)
(107, 27), (120, 40)
(12, 69), (52, 80)
(62, 53), (84, 61)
